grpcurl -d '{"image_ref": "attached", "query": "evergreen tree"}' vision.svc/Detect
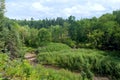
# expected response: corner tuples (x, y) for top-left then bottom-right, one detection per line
(0, 0), (5, 50)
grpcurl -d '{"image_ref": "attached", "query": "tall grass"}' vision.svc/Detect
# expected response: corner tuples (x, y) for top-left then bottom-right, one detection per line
(37, 48), (120, 80)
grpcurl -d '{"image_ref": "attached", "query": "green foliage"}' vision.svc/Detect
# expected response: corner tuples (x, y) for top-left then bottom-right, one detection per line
(0, 54), (83, 80)
(3, 23), (23, 58)
(50, 25), (63, 42)
(0, 54), (9, 71)
(62, 39), (76, 48)
(37, 43), (71, 52)
(28, 28), (39, 47)
(0, 0), (5, 51)
(7, 10), (120, 50)
(38, 28), (51, 46)
(18, 25), (30, 45)
(0, 0), (5, 21)
(113, 10), (120, 24)
(37, 49), (120, 79)
(85, 13), (120, 50)
(88, 29), (104, 48)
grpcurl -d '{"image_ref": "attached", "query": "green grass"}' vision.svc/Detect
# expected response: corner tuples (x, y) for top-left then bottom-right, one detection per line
(37, 48), (120, 80)
(37, 43), (71, 52)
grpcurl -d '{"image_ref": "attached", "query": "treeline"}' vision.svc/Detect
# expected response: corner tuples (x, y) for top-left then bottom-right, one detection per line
(12, 17), (67, 28)
(13, 10), (120, 50)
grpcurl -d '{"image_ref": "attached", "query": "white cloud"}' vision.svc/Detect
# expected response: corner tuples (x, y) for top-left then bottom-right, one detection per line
(63, 3), (106, 18)
(88, 3), (106, 11)
(5, 0), (120, 20)
(31, 2), (52, 12)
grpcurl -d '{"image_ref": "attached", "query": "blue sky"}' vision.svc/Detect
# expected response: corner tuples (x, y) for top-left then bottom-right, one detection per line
(5, 0), (120, 20)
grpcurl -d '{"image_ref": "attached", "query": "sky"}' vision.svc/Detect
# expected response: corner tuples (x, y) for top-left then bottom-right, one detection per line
(5, 0), (120, 20)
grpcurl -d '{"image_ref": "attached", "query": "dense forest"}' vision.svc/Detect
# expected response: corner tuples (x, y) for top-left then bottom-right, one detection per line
(10, 10), (120, 50)
(0, 0), (120, 80)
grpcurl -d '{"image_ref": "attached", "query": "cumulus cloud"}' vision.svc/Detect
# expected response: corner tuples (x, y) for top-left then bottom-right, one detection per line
(88, 3), (106, 11)
(63, 2), (106, 18)
(5, 0), (120, 20)
(31, 2), (52, 12)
